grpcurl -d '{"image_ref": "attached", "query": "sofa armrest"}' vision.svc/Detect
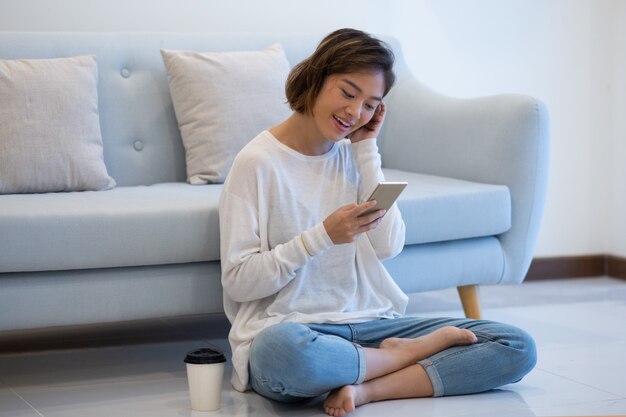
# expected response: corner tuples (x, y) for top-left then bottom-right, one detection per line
(381, 76), (550, 284)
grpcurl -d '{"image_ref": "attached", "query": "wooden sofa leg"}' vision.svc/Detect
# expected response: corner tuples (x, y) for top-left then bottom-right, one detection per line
(457, 285), (482, 320)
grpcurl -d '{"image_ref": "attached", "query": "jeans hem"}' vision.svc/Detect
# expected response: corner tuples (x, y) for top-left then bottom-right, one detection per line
(419, 359), (443, 397)
(354, 343), (367, 385)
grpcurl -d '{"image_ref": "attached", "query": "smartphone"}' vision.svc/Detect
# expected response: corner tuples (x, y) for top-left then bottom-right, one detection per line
(358, 181), (408, 217)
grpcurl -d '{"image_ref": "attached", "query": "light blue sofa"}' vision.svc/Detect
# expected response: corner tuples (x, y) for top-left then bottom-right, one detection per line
(0, 32), (549, 332)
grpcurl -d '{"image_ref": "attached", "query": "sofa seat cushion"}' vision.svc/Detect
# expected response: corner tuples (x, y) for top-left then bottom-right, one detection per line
(0, 183), (222, 273)
(0, 171), (510, 274)
(384, 169), (511, 245)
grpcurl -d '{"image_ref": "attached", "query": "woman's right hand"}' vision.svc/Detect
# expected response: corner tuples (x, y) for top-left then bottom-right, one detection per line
(323, 201), (386, 244)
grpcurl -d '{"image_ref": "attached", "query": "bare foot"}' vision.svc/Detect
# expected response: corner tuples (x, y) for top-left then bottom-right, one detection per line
(323, 326), (477, 415)
(380, 326), (477, 356)
(324, 385), (368, 417)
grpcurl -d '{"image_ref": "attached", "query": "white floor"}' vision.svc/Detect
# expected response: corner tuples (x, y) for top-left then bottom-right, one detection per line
(1, 277), (626, 417)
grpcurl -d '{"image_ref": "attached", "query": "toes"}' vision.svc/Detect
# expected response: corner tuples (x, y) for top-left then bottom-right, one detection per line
(325, 407), (344, 417)
(325, 404), (342, 417)
(462, 329), (478, 344)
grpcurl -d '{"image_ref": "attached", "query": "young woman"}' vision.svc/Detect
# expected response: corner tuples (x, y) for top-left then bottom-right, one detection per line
(219, 28), (536, 417)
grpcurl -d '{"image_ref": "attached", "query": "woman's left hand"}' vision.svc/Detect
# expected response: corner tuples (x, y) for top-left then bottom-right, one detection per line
(348, 101), (386, 143)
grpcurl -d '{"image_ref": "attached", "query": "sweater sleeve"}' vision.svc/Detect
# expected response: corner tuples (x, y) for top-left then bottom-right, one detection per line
(219, 184), (333, 303)
(351, 138), (406, 260)
(351, 138), (385, 201)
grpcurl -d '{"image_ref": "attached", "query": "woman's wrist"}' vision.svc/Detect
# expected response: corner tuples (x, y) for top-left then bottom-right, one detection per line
(349, 134), (376, 144)
(301, 223), (334, 257)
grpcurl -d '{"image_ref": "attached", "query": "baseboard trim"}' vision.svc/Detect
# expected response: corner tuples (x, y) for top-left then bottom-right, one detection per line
(607, 255), (626, 280)
(526, 254), (626, 281)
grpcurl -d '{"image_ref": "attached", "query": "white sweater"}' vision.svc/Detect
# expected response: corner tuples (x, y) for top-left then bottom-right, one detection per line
(219, 130), (409, 392)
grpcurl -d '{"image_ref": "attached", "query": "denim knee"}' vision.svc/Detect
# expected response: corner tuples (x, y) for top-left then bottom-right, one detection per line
(502, 324), (537, 382)
(249, 322), (364, 401)
(471, 321), (537, 385)
(421, 320), (537, 396)
(249, 323), (323, 399)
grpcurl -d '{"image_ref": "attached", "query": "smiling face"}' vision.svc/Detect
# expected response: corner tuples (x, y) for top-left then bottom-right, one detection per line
(311, 71), (385, 141)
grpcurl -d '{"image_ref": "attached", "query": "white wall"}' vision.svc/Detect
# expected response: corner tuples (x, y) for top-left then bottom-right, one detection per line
(609, 1), (626, 257)
(1, 0), (623, 258)
(0, 0), (386, 33)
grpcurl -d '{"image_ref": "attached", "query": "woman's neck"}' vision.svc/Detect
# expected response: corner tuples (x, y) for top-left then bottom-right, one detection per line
(269, 113), (334, 156)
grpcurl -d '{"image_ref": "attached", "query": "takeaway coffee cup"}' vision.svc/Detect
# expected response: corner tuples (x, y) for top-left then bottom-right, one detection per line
(184, 348), (227, 411)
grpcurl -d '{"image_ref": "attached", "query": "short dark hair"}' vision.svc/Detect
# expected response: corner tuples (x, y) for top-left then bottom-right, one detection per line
(286, 28), (396, 115)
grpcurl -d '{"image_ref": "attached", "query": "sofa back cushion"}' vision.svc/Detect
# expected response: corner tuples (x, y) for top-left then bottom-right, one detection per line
(0, 33), (402, 186)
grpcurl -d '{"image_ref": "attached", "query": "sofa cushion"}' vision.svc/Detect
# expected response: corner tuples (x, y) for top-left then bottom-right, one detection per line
(384, 169), (511, 245)
(0, 170), (510, 274)
(0, 55), (116, 194)
(0, 183), (222, 273)
(161, 45), (292, 184)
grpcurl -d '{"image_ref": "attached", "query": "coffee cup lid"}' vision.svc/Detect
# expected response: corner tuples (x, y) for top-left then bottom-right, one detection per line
(184, 348), (227, 365)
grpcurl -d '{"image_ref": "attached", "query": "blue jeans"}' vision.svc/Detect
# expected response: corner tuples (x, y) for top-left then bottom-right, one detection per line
(249, 316), (536, 402)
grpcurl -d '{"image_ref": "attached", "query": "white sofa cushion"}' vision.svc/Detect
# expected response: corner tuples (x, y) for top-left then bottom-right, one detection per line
(161, 45), (292, 184)
(0, 55), (115, 194)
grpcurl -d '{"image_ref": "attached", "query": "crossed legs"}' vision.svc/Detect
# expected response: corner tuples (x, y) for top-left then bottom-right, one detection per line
(249, 318), (536, 415)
